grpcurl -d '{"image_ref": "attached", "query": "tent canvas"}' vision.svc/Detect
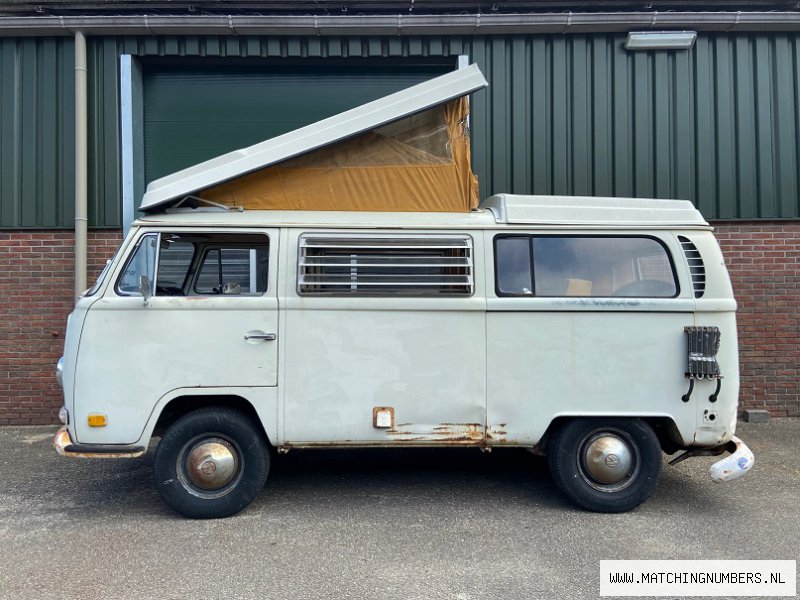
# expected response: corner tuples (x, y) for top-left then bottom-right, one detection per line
(200, 96), (477, 212)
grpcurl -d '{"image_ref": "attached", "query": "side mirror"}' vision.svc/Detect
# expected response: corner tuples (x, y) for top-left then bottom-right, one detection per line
(140, 275), (153, 307)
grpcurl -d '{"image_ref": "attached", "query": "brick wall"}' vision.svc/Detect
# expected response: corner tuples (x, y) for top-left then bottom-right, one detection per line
(713, 222), (800, 418)
(0, 230), (122, 425)
(0, 223), (797, 425)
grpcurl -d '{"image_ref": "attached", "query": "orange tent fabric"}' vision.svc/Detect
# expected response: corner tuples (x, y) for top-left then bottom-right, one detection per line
(199, 98), (479, 212)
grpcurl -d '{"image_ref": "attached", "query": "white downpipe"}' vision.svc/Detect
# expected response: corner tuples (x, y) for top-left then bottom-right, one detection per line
(74, 31), (88, 299)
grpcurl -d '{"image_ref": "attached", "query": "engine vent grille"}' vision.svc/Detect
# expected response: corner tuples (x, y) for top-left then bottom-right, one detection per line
(678, 236), (705, 298)
(684, 326), (721, 379)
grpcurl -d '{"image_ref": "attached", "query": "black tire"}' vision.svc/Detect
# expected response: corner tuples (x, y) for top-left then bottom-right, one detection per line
(548, 418), (661, 513)
(154, 407), (270, 519)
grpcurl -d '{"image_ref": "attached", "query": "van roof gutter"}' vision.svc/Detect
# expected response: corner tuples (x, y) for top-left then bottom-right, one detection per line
(1, 12), (800, 36)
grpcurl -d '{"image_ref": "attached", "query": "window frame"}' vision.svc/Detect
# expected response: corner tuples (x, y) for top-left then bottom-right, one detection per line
(493, 233), (535, 297)
(296, 232), (476, 298)
(155, 238), (197, 295)
(85, 244), (123, 297)
(113, 231), (272, 298)
(114, 232), (160, 297)
(493, 233), (681, 299)
(192, 242), (270, 296)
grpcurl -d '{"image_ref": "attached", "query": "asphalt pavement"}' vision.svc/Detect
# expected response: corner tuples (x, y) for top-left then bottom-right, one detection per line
(0, 419), (798, 600)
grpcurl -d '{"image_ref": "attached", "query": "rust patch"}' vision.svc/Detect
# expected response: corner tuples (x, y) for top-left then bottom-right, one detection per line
(52, 427), (146, 459)
(486, 424), (508, 442)
(385, 422), (484, 444)
(60, 449), (145, 459)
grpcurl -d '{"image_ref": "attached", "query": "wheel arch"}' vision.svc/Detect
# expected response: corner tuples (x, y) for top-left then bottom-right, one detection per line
(149, 392), (274, 447)
(539, 415), (685, 456)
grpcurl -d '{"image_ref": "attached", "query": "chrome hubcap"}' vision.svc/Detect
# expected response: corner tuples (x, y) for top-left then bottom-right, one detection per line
(184, 438), (239, 491)
(579, 432), (637, 492)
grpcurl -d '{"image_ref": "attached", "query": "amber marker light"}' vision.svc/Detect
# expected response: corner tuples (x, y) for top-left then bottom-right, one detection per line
(87, 414), (107, 427)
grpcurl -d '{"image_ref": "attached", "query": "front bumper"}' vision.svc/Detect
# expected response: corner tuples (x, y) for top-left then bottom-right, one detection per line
(53, 426), (146, 459)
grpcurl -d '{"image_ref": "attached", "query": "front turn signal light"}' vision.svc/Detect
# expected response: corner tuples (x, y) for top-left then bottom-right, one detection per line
(87, 414), (107, 427)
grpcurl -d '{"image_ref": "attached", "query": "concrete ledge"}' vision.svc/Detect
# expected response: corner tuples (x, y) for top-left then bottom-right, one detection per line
(743, 409), (770, 423)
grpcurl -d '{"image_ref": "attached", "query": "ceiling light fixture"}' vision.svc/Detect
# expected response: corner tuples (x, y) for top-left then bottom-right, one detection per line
(625, 31), (697, 51)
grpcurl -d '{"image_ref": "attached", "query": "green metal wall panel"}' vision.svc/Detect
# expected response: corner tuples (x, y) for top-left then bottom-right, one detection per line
(469, 33), (800, 219)
(143, 65), (448, 183)
(0, 37), (75, 228)
(2, 32), (800, 228)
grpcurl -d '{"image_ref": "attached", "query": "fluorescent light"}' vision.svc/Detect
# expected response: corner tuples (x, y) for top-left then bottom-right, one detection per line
(625, 31), (697, 51)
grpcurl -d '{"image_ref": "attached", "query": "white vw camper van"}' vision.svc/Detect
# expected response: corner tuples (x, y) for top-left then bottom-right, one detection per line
(53, 67), (753, 518)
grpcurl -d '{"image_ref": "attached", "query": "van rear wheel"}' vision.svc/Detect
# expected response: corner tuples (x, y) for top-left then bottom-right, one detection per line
(154, 407), (269, 519)
(548, 418), (661, 513)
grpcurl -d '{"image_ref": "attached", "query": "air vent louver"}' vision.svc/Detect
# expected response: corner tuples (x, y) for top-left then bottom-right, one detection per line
(297, 234), (474, 296)
(678, 236), (705, 298)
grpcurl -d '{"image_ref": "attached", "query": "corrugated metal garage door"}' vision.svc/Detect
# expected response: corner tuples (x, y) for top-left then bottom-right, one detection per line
(143, 63), (449, 184)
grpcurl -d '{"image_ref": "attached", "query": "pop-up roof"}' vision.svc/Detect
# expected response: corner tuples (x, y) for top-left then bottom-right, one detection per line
(140, 64), (488, 213)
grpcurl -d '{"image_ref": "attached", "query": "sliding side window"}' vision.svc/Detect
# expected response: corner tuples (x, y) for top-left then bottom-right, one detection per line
(297, 234), (474, 296)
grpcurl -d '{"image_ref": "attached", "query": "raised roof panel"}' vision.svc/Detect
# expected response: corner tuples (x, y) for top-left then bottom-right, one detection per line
(482, 194), (709, 227)
(139, 65), (488, 212)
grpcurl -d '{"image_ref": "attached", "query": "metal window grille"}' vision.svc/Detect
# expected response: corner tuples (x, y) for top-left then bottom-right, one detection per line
(297, 234), (474, 296)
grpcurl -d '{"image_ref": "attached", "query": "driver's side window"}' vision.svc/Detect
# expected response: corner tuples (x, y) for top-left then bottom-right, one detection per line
(117, 234), (158, 295)
(115, 232), (270, 297)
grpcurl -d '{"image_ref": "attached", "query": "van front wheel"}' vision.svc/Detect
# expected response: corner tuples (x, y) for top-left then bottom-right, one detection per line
(548, 418), (661, 513)
(154, 407), (269, 519)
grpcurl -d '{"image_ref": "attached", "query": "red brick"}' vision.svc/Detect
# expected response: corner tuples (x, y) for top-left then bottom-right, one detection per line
(0, 230), (122, 425)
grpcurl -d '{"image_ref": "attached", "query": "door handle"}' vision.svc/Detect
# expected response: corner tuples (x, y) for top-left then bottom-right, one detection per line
(243, 332), (276, 341)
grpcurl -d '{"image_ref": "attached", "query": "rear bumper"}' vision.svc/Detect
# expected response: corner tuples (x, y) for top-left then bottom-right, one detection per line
(53, 426), (146, 459)
(709, 435), (754, 483)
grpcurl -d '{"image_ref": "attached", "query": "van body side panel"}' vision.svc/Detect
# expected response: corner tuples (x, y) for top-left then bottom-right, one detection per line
(484, 230), (698, 446)
(689, 311), (740, 446)
(61, 296), (99, 443)
(486, 310), (697, 445)
(283, 307), (487, 443)
(62, 229), (139, 442)
(688, 231), (741, 446)
(73, 228), (280, 445)
(281, 229), (487, 445)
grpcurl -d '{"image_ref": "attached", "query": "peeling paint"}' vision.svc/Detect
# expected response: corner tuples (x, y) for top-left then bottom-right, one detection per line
(486, 424), (508, 442)
(550, 298), (644, 308)
(385, 422), (484, 444)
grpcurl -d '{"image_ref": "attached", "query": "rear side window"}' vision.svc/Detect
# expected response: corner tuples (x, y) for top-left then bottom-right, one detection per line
(297, 234), (474, 296)
(495, 235), (677, 298)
